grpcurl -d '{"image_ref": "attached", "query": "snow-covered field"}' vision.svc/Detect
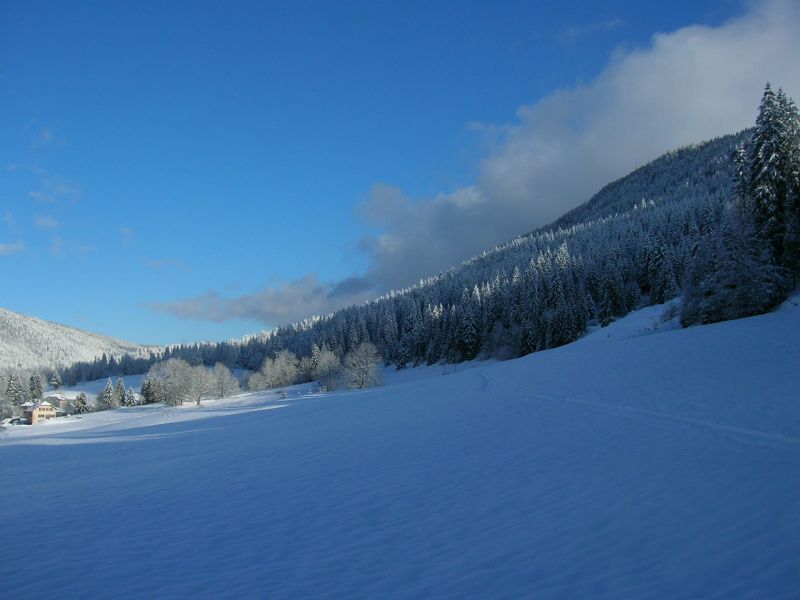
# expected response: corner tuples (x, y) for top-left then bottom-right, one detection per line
(1, 300), (799, 598)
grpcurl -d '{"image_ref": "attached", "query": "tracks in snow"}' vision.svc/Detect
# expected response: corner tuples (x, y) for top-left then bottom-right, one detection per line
(476, 369), (800, 449)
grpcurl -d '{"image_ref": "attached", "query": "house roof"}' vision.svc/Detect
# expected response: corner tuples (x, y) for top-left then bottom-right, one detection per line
(23, 400), (56, 412)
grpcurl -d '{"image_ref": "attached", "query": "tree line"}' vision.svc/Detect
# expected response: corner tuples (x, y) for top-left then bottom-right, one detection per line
(41, 84), (800, 392)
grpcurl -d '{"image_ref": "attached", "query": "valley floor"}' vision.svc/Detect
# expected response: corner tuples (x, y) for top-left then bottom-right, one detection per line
(1, 300), (799, 598)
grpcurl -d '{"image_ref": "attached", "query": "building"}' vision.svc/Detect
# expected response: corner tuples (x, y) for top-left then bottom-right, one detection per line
(22, 400), (58, 424)
(44, 393), (74, 415)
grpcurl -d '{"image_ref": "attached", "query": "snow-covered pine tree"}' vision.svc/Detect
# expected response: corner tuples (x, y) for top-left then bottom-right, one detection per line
(74, 392), (90, 414)
(114, 378), (125, 406)
(140, 377), (152, 403)
(775, 88), (800, 276)
(750, 83), (800, 273)
(124, 388), (136, 407)
(98, 378), (115, 410)
(49, 372), (63, 391)
(6, 375), (26, 406)
(29, 374), (43, 401)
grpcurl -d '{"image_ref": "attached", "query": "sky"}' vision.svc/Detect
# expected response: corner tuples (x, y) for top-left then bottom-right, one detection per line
(2, 0), (800, 345)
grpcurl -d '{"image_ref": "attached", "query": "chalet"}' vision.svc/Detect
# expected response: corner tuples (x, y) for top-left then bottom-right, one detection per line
(44, 393), (74, 414)
(22, 400), (58, 424)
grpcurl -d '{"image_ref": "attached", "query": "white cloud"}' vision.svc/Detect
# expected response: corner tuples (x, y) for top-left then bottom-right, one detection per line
(9, 164), (82, 205)
(358, 0), (800, 291)
(0, 242), (25, 256)
(34, 215), (59, 230)
(150, 274), (377, 325)
(153, 0), (800, 324)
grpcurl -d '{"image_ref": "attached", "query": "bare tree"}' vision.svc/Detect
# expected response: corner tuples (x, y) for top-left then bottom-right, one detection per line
(187, 366), (214, 406)
(313, 347), (341, 390)
(343, 342), (382, 389)
(148, 358), (193, 406)
(212, 363), (240, 398)
(249, 350), (298, 391)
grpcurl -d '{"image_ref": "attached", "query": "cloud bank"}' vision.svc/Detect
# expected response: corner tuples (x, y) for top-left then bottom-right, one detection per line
(150, 274), (376, 326)
(154, 0), (800, 327)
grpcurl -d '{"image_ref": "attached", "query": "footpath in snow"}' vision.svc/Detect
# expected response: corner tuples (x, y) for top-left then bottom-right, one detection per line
(1, 300), (799, 598)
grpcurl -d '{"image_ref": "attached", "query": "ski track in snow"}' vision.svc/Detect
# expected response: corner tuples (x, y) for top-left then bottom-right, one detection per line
(479, 369), (800, 449)
(1, 301), (799, 599)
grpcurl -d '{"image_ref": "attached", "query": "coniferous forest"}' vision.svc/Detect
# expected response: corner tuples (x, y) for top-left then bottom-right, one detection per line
(50, 84), (800, 387)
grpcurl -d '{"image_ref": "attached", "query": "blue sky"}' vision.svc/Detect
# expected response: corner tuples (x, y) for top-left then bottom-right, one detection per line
(2, 0), (798, 345)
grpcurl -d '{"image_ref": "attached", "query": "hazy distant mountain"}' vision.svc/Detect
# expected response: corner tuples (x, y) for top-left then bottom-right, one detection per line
(0, 307), (155, 371)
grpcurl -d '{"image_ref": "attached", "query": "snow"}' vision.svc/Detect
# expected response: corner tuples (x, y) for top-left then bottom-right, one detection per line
(0, 306), (155, 371)
(1, 301), (799, 598)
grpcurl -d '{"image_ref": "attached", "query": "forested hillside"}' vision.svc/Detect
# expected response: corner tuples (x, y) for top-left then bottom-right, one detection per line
(64, 130), (746, 381)
(33, 85), (800, 387)
(0, 307), (159, 372)
(223, 130), (751, 370)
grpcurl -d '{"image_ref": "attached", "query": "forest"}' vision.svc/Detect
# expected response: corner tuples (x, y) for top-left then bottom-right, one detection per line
(5, 84), (799, 398)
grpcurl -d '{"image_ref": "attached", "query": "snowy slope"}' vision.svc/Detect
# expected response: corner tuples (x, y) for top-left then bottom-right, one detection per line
(0, 306), (155, 370)
(1, 302), (799, 598)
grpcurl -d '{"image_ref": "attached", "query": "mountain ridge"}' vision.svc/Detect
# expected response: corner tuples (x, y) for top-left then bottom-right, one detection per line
(0, 307), (158, 371)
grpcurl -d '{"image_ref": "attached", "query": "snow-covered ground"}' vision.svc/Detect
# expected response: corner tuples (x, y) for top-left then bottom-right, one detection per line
(1, 300), (799, 598)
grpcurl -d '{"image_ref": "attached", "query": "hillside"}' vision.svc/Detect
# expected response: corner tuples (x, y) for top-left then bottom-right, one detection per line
(2, 298), (798, 597)
(0, 307), (157, 371)
(225, 130), (748, 371)
(49, 130), (750, 382)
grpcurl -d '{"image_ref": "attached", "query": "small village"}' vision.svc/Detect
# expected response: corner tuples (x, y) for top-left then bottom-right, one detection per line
(1, 375), (143, 428)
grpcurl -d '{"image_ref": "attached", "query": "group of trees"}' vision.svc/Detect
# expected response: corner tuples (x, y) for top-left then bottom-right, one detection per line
(141, 359), (240, 407)
(0, 370), (59, 417)
(682, 84), (800, 324)
(96, 377), (138, 410)
(0, 369), (89, 418)
(247, 342), (381, 392)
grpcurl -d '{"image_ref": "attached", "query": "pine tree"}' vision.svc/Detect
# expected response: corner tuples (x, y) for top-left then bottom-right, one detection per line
(750, 83), (800, 273)
(776, 88), (800, 276)
(124, 388), (136, 407)
(49, 372), (63, 391)
(6, 375), (25, 406)
(74, 392), (90, 414)
(140, 378), (153, 404)
(29, 374), (43, 401)
(98, 378), (115, 410)
(114, 378), (126, 406)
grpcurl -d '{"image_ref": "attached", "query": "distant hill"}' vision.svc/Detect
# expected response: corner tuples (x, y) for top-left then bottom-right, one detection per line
(0, 307), (157, 371)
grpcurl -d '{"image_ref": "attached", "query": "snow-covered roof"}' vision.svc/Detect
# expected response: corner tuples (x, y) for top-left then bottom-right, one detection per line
(45, 393), (67, 401)
(23, 400), (56, 411)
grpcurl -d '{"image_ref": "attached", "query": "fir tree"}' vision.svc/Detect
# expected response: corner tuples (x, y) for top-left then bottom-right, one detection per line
(140, 378), (152, 404)
(6, 375), (25, 406)
(49, 372), (63, 390)
(74, 392), (90, 414)
(124, 388), (136, 407)
(114, 378), (126, 406)
(98, 378), (115, 410)
(29, 374), (43, 401)
(750, 84), (800, 273)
